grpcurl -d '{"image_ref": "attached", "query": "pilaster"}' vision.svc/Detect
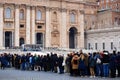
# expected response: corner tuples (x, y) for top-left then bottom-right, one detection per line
(26, 6), (31, 44)
(15, 5), (20, 46)
(31, 6), (35, 44)
(79, 11), (85, 48)
(78, 11), (85, 48)
(0, 4), (4, 49)
(45, 7), (51, 47)
(60, 9), (67, 48)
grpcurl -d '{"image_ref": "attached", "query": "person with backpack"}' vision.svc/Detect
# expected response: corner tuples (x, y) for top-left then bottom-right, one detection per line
(95, 52), (102, 77)
(89, 53), (96, 78)
(71, 54), (79, 76)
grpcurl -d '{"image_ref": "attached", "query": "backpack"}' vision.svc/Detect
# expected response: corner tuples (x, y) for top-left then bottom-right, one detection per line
(96, 58), (101, 64)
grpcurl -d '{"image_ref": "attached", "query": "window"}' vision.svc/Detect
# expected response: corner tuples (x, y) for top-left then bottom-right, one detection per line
(20, 9), (24, 20)
(103, 43), (105, 50)
(118, 18), (120, 25)
(115, 17), (117, 22)
(111, 42), (113, 50)
(95, 43), (97, 50)
(115, 17), (118, 22)
(36, 10), (42, 20)
(88, 43), (91, 49)
(106, 3), (109, 9)
(37, 25), (42, 29)
(70, 13), (75, 23)
(20, 24), (24, 28)
(119, 42), (120, 48)
(5, 7), (11, 18)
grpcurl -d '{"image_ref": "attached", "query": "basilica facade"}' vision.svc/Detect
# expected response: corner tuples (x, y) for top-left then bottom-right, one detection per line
(0, 0), (98, 49)
(2, 0), (119, 52)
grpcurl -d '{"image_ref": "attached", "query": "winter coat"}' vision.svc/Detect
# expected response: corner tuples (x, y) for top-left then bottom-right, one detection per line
(71, 55), (79, 69)
(109, 54), (116, 69)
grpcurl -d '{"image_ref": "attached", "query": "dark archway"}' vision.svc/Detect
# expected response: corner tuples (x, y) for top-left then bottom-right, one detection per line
(36, 33), (43, 46)
(19, 38), (24, 46)
(5, 31), (12, 48)
(69, 27), (77, 49)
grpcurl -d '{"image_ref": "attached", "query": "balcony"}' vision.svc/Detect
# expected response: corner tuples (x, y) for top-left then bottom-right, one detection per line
(4, 18), (14, 22)
(35, 20), (45, 24)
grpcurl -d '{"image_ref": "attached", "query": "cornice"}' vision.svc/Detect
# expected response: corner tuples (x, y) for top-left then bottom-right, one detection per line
(86, 27), (120, 34)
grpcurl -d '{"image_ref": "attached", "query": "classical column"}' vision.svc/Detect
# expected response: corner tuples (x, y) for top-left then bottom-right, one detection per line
(0, 4), (3, 49)
(31, 6), (35, 44)
(26, 6), (31, 44)
(60, 9), (67, 48)
(79, 11), (85, 48)
(15, 5), (20, 46)
(45, 7), (51, 47)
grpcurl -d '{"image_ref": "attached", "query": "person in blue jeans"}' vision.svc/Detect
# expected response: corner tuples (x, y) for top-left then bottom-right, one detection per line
(21, 55), (26, 70)
(95, 52), (103, 77)
(102, 51), (110, 77)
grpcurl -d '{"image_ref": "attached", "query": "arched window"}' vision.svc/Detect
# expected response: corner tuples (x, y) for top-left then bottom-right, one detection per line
(70, 13), (75, 23)
(36, 10), (42, 20)
(5, 7), (11, 18)
(20, 9), (24, 20)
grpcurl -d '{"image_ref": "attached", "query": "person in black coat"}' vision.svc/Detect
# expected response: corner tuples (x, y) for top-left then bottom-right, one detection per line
(42, 55), (47, 72)
(0, 54), (7, 69)
(53, 54), (58, 73)
(116, 52), (120, 77)
(50, 53), (54, 72)
(109, 51), (117, 78)
(58, 55), (64, 74)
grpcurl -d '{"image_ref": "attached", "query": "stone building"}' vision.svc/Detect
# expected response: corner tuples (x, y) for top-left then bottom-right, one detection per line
(1, 0), (119, 52)
(99, 0), (120, 11)
(0, 0), (98, 49)
(85, 0), (120, 51)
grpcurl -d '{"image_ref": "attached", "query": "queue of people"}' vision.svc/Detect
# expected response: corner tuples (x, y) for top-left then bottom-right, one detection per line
(0, 53), (64, 74)
(0, 50), (120, 78)
(65, 50), (120, 78)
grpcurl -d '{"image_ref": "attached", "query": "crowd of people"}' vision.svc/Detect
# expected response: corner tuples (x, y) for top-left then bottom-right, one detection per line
(0, 50), (120, 78)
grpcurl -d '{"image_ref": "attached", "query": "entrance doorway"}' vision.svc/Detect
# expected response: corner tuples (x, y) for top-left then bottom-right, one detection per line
(69, 27), (77, 49)
(5, 31), (12, 48)
(19, 38), (24, 46)
(36, 33), (43, 46)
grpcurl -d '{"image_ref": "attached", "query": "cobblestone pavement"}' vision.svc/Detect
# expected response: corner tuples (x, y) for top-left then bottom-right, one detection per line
(0, 68), (120, 80)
